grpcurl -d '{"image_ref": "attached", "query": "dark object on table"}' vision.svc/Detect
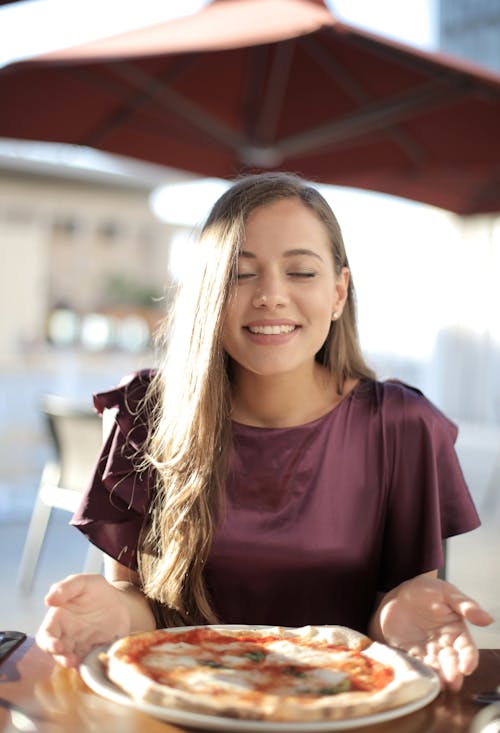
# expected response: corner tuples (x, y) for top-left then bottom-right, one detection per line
(0, 632), (26, 664)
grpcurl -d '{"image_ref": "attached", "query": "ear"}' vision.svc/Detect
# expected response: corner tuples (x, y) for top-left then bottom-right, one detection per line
(332, 267), (350, 318)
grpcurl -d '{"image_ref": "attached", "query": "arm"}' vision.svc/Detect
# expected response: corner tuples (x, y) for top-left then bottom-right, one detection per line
(104, 555), (156, 632)
(37, 404), (156, 667)
(368, 388), (491, 688)
(36, 557), (156, 668)
(368, 571), (493, 691)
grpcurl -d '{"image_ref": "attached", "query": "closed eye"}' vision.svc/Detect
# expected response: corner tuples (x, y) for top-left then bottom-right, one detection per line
(236, 271), (317, 280)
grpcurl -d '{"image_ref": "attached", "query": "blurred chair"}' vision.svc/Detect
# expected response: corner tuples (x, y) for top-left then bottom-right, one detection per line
(17, 394), (103, 594)
(438, 542), (447, 580)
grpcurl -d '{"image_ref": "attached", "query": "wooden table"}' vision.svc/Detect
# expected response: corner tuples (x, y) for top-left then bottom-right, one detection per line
(0, 638), (499, 732)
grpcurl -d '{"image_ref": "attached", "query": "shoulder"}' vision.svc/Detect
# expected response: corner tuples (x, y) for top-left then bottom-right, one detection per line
(94, 368), (157, 415)
(355, 378), (429, 409)
(93, 368), (157, 450)
(356, 379), (458, 443)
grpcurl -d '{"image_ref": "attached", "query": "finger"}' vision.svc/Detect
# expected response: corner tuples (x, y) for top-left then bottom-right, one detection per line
(403, 643), (425, 659)
(454, 632), (479, 676)
(36, 611), (63, 649)
(416, 640), (442, 660)
(36, 631), (78, 669)
(405, 642), (444, 680)
(461, 605), (494, 627)
(417, 642), (447, 677)
(37, 622), (77, 655)
(443, 586), (493, 626)
(44, 574), (87, 607)
(422, 652), (444, 676)
(52, 652), (80, 668)
(438, 646), (463, 692)
(451, 601), (494, 628)
(418, 651), (446, 692)
(36, 629), (62, 654)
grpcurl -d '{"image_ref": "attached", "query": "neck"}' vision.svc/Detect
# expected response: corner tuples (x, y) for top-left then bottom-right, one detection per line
(230, 362), (341, 428)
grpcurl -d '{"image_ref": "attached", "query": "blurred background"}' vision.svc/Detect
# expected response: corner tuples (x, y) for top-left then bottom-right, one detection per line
(0, 0), (499, 640)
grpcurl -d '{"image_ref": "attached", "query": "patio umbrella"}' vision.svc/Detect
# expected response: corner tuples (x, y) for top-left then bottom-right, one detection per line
(1, 0), (500, 214)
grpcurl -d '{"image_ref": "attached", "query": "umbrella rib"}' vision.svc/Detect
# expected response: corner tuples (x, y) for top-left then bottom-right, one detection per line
(301, 35), (375, 105)
(78, 55), (204, 146)
(106, 61), (247, 152)
(276, 79), (471, 161)
(307, 37), (428, 162)
(300, 36), (427, 165)
(254, 40), (296, 143)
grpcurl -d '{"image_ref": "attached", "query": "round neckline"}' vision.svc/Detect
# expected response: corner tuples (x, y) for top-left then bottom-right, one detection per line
(231, 379), (364, 431)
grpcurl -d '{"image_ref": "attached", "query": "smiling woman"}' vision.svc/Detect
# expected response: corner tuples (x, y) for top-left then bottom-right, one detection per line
(37, 172), (492, 695)
(222, 198), (348, 404)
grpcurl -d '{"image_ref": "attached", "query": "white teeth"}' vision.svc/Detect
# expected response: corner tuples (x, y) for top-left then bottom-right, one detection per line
(248, 324), (296, 335)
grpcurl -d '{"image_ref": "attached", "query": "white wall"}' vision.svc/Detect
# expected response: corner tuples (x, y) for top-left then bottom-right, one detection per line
(0, 214), (49, 364)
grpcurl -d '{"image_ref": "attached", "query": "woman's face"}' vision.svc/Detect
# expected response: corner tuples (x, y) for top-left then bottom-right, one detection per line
(222, 197), (349, 379)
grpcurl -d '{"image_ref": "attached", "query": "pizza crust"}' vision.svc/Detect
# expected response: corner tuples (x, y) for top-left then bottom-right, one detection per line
(101, 625), (439, 722)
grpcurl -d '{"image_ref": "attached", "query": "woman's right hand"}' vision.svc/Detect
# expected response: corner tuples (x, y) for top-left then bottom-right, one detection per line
(36, 573), (134, 668)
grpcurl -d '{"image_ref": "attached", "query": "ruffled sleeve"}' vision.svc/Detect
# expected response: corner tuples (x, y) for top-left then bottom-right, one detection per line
(71, 369), (156, 570)
(377, 380), (480, 591)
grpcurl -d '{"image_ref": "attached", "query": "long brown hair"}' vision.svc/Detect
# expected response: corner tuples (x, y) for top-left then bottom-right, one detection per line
(140, 172), (375, 625)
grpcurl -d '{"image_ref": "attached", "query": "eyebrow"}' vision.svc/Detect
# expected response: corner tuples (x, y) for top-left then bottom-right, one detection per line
(238, 248), (325, 262)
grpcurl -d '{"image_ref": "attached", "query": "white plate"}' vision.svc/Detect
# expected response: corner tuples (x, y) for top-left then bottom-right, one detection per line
(80, 626), (440, 732)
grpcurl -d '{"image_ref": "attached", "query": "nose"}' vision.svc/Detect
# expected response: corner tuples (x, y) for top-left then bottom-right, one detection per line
(251, 272), (289, 310)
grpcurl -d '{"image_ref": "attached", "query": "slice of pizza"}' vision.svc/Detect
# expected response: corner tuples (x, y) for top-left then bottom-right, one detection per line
(100, 624), (439, 721)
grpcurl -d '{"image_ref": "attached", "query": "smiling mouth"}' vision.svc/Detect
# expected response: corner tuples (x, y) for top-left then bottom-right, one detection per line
(247, 325), (297, 335)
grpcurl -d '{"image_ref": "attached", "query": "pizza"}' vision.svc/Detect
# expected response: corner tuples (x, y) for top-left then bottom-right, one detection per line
(100, 624), (439, 722)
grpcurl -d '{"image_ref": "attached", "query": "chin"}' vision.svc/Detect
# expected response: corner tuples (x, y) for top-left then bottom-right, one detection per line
(246, 362), (307, 378)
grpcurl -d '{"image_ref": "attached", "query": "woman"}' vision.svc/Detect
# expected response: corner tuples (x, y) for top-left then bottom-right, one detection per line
(37, 172), (492, 690)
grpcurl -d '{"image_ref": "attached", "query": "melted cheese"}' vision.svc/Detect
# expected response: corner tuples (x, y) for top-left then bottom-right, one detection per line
(265, 640), (339, 667)
(140, 636), (350, 698)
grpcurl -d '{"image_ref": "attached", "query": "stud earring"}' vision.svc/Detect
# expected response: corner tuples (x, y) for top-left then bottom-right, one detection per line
(332, 312), (339, 321)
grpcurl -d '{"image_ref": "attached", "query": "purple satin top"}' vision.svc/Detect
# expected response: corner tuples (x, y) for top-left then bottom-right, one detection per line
(72, 370), (480, 633)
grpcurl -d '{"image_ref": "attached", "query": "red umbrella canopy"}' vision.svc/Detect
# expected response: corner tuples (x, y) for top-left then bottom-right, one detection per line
(1, 0), (500, 214)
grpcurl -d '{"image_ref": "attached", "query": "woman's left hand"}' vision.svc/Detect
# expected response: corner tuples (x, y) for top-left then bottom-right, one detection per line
(371, 574), (494, 691)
